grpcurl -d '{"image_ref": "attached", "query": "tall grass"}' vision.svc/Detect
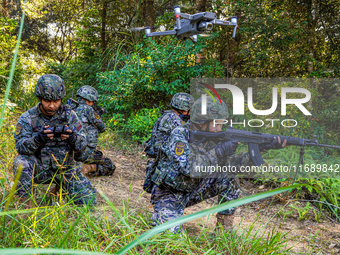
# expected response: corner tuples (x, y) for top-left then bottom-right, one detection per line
(0, 186), (300, 254)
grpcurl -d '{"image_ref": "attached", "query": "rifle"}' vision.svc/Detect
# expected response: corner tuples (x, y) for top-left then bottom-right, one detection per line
(190, 127), (340, 166)
(66, 89), (79, 109)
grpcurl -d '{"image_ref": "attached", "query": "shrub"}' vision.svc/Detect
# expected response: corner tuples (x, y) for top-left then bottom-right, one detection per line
(111, 107), (162, 143)
(97, 36), (225, 116)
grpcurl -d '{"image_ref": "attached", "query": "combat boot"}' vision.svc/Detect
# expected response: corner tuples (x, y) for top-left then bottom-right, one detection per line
(216, 213), (234, 232)
(88, 158), (116, 177)
(100, 157), (116, 176)
(82, 164), (97, 176)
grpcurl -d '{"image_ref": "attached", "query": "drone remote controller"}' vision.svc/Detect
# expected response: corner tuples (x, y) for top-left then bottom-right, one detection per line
(45, 126), (70, 138)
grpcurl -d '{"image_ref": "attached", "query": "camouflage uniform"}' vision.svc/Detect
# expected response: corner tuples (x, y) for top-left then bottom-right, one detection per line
(13, 74), (96, 205)
(143, 93), (194, 192)
(149, 97), (252, 233)
(74, 86), (115, 177)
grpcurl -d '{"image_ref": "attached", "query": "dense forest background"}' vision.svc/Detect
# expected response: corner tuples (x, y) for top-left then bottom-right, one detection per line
(1, 0), (339, 143)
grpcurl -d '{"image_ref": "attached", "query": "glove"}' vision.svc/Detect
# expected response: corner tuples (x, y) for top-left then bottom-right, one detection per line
(215, 140), (239, 157)
(259, 136), (284, 151)
(66, 131), (77, 145)
(34, 127), (50, 144)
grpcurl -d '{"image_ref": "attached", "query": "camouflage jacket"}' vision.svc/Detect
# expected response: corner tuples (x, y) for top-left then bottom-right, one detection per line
(73, 99), (106, 148)
(151, 123), (252, 192)
(144, 110), (186, 158)
(14, 103), (87, 170)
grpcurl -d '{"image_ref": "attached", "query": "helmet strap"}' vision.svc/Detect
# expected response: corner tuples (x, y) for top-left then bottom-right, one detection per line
(173, 108), (190, 122)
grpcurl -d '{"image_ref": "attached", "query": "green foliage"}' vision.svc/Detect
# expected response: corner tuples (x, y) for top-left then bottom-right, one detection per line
(206, 0), (340, 78)
(0, 17), (23, 93)
(47, 59), (102, 93)
(97, 36), (225, 115)
(289, 202), (321, 221)
(295, 178), (340, 218)
(111, 107), (161, 142)
(279, 202), (322, 222)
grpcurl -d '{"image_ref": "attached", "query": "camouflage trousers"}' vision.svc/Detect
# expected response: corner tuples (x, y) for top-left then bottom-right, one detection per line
(150, 177), (239, 233)
(13, 155), (97, 205)
(75, 147), (115, 176)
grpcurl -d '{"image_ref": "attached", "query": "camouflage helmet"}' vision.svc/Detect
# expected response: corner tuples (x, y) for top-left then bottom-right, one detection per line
(170, 92), (194, 111)
(76, 85), (98, 102)
(190, 96), (229, 124)
(34, 74), (66, 100)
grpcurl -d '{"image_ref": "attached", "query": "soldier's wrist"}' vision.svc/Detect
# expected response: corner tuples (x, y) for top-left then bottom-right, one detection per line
(33, 136), (40, 145)
(67, 133), (77, 144)
(33, 134), (43, 145)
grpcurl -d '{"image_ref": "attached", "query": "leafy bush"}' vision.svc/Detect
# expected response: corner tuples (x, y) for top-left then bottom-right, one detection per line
(111, 107), (161, 142)
(0, 17), (25, 96)
(97, 36), (225, 116)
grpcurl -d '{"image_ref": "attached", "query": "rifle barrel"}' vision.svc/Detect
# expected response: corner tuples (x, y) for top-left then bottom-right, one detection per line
(308, 143), (340, 149)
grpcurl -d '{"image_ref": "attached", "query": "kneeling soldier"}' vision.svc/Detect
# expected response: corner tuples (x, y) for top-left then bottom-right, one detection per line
(74, 85), (115, 177)
(13, 74), (96, 208)
(149, 97), (287, 233)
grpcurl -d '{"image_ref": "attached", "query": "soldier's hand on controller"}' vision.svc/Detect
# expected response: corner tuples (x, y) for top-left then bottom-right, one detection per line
(61, 125), (77, 144)
(44, 125), (54, 139)
(61, 125), (72, 140)
(34, 125), (54, 144)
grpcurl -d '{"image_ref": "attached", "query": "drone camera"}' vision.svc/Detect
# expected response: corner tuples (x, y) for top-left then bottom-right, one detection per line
(199, 22), (213, 31)
(189, 35), (197, 43)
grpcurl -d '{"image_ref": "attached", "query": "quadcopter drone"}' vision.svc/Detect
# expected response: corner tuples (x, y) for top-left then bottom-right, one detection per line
(132, 6), (238, 42)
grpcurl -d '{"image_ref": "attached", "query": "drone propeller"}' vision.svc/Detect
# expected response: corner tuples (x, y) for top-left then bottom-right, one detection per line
(130, 26), (158, 31)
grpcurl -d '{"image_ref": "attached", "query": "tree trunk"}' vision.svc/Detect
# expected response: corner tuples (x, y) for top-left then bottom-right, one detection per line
(101, 0), (107, 53)
(195, 0), (207, 64)
(195, 0), (207, 12)
(307, 0), (315, 75)
(307, 0), (316, 111)
(142, 0), (155, 26)
(2, 0), (8, 17)
(223, 11), (241, 78)
(224, 39), (238, 78)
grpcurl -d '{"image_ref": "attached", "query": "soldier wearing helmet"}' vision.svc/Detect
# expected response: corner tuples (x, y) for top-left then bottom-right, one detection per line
(13, 74), (96, 208)
(73, 85), (115, 177)
(142, 92), (194, 192)
(148, 97), (288, 233)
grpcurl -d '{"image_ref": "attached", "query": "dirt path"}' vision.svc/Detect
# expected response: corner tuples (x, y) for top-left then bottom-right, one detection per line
(90, 148), (340, 254)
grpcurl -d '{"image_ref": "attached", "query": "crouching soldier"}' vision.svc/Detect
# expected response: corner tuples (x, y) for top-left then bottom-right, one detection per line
(13, 74), (96, 208)
(73, 85), (115, 177)
(142, 92), (194, 192)
(148, 97), (288, 233)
